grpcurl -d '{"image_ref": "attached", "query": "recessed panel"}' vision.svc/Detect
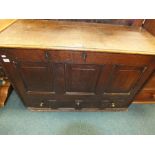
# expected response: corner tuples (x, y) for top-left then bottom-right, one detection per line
(17, 63), (53, 93)
(106, 65), (144, 94)
(66, 64), (100, 94)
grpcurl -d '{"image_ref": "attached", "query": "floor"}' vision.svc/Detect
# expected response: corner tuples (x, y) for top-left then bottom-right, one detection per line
(0, 91), (155, 135)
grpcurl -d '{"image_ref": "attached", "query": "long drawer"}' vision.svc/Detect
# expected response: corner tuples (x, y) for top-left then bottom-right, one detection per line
(26, 97), (128, 111)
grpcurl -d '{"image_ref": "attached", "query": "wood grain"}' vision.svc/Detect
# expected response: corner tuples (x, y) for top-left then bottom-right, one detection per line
(0, 20), (155, 55)
(0, 19), (16, 32)
(143, 20), (155, 36)
(1, 48), (155, 111)
(1, 19), (155, 109)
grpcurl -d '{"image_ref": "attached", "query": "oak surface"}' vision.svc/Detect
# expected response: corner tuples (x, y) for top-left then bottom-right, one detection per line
(0, 20), (155, 55)
(0, 19), (16, 32)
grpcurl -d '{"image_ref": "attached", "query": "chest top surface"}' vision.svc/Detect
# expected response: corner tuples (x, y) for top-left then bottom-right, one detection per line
(0, 19), (155, 55)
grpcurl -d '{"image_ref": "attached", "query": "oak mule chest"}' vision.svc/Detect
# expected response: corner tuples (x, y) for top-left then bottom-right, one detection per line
(1, 20), (155, 111)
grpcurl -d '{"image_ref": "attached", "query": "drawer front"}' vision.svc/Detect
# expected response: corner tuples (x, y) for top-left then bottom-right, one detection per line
(47, 99), (100, 110)
(100, 99), (128, 109)
(48, 100), (75, 109)
(26, 96), (128, 110)
(27, 98), (100, 110)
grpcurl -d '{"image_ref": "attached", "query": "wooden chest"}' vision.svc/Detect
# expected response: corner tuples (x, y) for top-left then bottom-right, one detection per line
(1, 20), (155, 111)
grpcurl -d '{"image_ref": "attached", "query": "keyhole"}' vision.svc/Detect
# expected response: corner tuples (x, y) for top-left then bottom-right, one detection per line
(82, 52), (87, 62)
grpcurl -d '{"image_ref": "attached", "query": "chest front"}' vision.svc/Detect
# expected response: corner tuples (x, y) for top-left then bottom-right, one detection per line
(0, 48), (155, 111)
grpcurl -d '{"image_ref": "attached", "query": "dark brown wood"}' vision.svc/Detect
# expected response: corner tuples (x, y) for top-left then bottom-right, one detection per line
(1, 19), (155, 109)
(1, 48), (155, 111)
(55, 19), (144, 27)
(17, 62), (53, 92)
(132, 19), (155, 103)
(135, 72), (155, 103)
(143, 20), (155, 36)
(132, 19), (144, 27)
(65, 64), (100, 93)
(0, 66), (5, 77)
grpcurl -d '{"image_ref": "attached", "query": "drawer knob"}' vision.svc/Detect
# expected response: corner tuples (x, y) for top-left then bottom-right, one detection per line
(75, 100), (82, 110)
(112, 102), (115, 107)
(75, 100), (80, 106)
(40, 102), (44, 107)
